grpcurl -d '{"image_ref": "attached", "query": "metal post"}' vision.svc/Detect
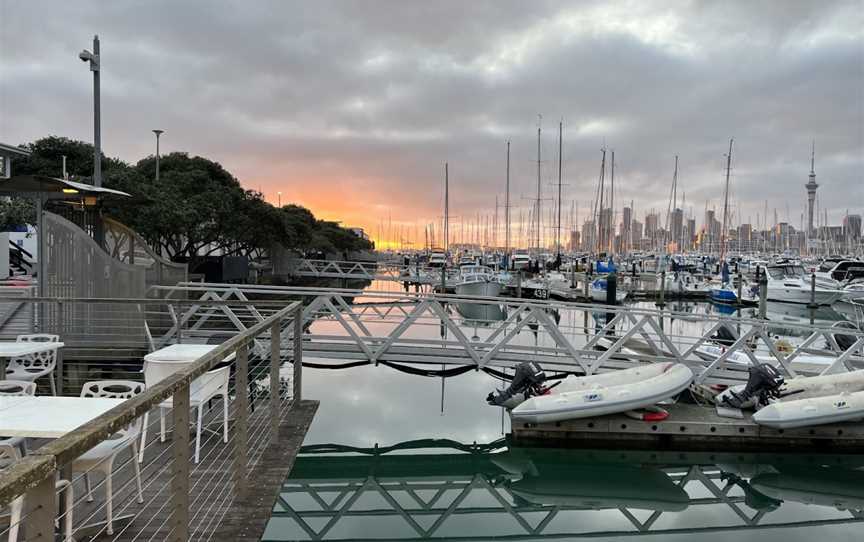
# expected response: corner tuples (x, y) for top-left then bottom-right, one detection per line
(153, 129), (164, 181)
(270, 320), (281, 432)
(23, 475), (56, 542)
(656, 270), (666, 307)
(56, 299), (64, 396)
(736, 271), (743, 307)
(808, 272), (818, 308)
(170, 383), (190, 541)
(233, 343), (249, 497)
(758, 273), (768, 320)
(93, 36), (101, 187)
(440, 266), (446, 293)
(293, 307), (303, 403)
(516, 272), (522, 298)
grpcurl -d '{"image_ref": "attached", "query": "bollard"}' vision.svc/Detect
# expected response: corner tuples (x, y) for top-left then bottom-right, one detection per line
(583, 274), (590, 300)
(656, 270), (666, 307)
(606, 272), (618, 306)
(758, 272), (768, 319)
(632, 262), (637, 278)
(571, 263), (576, 289)
(808, 272), (818, 308)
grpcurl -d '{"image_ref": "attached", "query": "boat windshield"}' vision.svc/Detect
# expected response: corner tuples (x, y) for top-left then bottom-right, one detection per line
(767, 265), (805, 280)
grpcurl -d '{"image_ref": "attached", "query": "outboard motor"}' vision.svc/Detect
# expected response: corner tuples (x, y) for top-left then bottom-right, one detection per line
(722, 364), (784, 409)
(712, 326), (737, 347)
(487, 362), (546, 407)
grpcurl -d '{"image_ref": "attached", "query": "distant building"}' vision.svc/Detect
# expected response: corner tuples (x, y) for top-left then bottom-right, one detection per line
(348, 227), (369, 241)
(670, 208), (684, 249)
(644, 213), (659, 247)
(843, 214), (862, 241)
(0, 142), (30, 179)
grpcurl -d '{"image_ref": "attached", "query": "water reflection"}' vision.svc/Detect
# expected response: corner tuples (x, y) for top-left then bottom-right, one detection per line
(264, 440), (864, 541)
(454, 301), (506, 326)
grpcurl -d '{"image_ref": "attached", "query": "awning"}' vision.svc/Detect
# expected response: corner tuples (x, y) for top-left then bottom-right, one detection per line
(0, 174), (130, 198)
(0, 143), (31, 157)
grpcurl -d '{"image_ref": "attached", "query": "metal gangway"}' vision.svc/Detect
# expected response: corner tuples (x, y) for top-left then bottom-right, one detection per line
(290, 259), (432, 283)
(151, 283), (864, 387)
(266, 439), (864, 541)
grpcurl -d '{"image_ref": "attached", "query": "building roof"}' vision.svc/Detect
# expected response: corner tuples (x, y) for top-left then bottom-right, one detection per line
(0, 143), (31, 157)
(0, 174), (130, 198)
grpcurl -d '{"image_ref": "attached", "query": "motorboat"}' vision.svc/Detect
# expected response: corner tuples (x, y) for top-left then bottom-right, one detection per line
(428, 250), (447, 268)
(588, 278), (627, 304)
(510, 363), (693, 424)
(763, 264), (846, 305)
(454, 265), (501, 297)
(511, 252), (531, 271)
(815, 259), (864, 284)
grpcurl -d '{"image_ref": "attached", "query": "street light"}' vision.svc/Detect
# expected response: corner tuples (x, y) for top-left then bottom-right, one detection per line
(79, 35), (101, 187)
(152, 130), (164, 181)
(277, 191), (282, 207)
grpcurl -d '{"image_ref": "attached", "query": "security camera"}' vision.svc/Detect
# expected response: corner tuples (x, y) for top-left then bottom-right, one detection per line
(79, 50), (92, 62)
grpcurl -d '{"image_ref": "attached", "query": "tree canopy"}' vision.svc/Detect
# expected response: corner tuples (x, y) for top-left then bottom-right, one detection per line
(11, 136), (373, 261)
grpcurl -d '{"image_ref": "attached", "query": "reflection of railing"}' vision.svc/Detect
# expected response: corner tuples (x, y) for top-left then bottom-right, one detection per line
(0, 300), (307, 541)
(270, 442), (864, 541)
(150, 283), (864, 386)
(103, 216), (188, 289)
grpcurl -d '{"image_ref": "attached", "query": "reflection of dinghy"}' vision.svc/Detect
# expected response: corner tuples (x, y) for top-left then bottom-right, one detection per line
(510, 363), (693, 424)
(509, 464), (690, 511)
(455, 302), (505, 325)
(751, 467), (864, 510)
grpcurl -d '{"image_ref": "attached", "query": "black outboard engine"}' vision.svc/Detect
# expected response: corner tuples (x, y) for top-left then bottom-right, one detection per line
(487, 362), (546, 406)
(722, 363), (784, 409)
(712, 326), (737, 347)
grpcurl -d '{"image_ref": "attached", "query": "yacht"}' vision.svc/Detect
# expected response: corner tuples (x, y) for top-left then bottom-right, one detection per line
(454, 265), (501, 297)
(512, 252), (531, 271)
(815, 259), (864, 284)
(428, 250), (447, 268)
(763, 263), (846, 305)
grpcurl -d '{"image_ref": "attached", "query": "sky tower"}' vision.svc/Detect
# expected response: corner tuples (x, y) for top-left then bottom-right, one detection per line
(805, 140), (818, 236)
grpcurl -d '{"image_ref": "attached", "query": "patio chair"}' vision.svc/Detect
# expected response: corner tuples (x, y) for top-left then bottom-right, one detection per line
(71, 380), (145, 536)
(0, 380), (37, 456)
(4, 334), (61, 395)
(1, 444), (73, 542)
(140, 361), (230, 464)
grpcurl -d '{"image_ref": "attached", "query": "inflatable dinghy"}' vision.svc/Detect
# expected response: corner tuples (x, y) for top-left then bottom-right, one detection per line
(510, 362), (693, 424)
(752, 390), (864, 429)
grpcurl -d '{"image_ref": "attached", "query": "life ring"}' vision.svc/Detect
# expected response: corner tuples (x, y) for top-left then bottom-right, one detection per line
(624, 406), (669, 422)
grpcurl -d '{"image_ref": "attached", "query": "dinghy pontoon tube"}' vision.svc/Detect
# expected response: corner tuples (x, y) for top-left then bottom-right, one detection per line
(511, 362), (694, 424)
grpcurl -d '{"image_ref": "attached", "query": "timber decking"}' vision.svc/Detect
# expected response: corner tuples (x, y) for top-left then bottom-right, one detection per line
(40, 399), (318, 541)
(512, 403), (864, 451)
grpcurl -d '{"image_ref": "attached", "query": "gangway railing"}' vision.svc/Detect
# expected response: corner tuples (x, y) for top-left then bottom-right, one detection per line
(150, 283), (864, 386)
(0, 299), (305, 541)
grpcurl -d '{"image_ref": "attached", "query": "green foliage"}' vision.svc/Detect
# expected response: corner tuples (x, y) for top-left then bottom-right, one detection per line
(0, 198), (35, 231)
(14, 136), (373, 260)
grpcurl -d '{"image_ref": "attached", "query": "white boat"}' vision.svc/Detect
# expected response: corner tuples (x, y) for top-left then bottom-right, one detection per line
(454, 265), (501, 297)
(815, 259), (864, 284)
(752, 390), (864, 429)
(694, 344), (840, 369)
(588, 278), (627, 303)
(512, 252), (531, 271)
(428, 251), (447, 268)
(510, 363), (693, 424)
(763, 264), (845, 305)
(717, 369), (864, 410)
(751, 467), (864, 510)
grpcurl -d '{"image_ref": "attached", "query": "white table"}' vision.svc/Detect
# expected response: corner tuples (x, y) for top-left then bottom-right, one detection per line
(0, 396), (125, 438)
(144, 343), (235, 364)
(0, 341), (66, 379)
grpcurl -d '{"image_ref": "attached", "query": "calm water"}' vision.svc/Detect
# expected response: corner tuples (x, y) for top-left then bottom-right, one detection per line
(263, 282), (864, 541)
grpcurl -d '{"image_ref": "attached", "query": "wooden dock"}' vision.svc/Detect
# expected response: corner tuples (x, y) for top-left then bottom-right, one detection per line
(66, 400), (318, 541)
(512, 403), (864, 452)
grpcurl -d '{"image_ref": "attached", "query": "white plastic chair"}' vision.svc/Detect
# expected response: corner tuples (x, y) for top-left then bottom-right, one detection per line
(0, 381), (36, 456)
(71, 380), (145, 535)
(1, 444), (73, 542)
(5, 334), (61, 395)
(140, 361), (230, 463)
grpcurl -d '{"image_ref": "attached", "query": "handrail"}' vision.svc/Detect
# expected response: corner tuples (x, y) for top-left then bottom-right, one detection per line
(0, 300), (302, 508)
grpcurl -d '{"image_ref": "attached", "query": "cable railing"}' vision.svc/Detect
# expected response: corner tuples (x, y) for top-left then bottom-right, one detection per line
(0, 299), (304, 542)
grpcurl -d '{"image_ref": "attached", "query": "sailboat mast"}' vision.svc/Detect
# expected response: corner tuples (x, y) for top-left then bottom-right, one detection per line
(720, 139), (733, 260)
(557, 120), (563, 257)
(444, 162), (449, 254)
(610, 150), (615, 254)
(597, 149), (606, 255)
(505, 140), (511, 256)
(536, 117), (542, 255)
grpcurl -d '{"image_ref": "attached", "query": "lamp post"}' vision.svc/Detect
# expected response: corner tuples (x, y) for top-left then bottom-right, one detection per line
(79, 35), (101, 187)
(153, 130), (164, 181)
(277, 191), (282, 207)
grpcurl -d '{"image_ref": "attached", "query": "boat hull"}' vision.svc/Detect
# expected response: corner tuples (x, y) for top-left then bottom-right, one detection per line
(511, 363), (693, 424)
(753, 390), (864, 429)
(455, 280), (501, 297)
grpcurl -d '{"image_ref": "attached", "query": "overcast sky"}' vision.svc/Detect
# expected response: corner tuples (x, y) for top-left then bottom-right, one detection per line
(1, 0), (862, 247)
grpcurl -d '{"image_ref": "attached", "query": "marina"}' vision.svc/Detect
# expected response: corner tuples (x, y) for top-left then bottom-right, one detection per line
(2, 2), (863, 541)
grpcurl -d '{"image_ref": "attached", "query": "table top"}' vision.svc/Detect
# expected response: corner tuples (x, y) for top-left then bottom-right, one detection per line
(144, 343), (235, 363)
(0, 341), (65, 357)
(0, 396), (126, 438)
